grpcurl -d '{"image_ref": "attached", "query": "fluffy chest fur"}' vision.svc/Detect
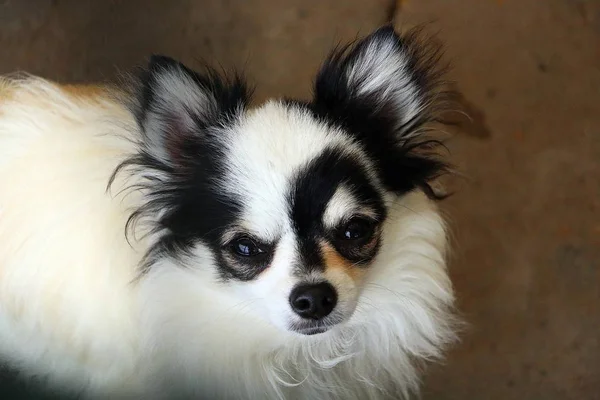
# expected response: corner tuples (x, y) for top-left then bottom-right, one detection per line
(0, 26), (457, 399)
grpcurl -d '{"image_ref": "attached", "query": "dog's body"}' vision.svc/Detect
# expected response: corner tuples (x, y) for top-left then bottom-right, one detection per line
(0, 27), (456, 399)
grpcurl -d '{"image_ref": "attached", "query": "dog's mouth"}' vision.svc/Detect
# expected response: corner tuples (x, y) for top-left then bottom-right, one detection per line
(289, 315), (343, 336)
(296, 325), (329, 335)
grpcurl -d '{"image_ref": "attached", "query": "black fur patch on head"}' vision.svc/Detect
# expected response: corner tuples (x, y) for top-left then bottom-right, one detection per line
(109, 55), (251, 275)
(308, 25), (453, 198)
(289, 147), (385, 275)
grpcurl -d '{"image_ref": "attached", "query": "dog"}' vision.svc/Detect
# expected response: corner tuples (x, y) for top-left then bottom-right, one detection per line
(0, 25), (457, 399)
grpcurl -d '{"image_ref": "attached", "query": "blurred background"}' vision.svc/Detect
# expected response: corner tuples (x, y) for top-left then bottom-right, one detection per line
(1, 0), (599, 399)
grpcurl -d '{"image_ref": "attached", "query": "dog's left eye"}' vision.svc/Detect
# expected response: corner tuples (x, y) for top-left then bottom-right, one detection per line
(230, 237), (265, 257)
(338, 217), (376, 242)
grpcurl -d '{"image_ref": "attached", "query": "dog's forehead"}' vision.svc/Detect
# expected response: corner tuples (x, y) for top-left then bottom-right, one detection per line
(228, 101), (356, 172)
(220, 101), (373, 238)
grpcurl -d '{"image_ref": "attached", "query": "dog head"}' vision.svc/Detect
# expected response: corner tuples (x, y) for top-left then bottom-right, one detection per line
(122, 26), (451, 337)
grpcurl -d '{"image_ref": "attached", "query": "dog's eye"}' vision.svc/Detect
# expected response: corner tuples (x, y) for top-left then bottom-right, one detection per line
(339, 217), (376, 242)
(230, 237), (264, 257)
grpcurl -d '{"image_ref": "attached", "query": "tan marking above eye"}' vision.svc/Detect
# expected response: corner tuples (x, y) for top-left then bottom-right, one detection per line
(319, 241), (366, 283)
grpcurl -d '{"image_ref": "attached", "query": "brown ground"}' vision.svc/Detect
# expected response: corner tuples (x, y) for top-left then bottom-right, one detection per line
(1, 0), (599, 399)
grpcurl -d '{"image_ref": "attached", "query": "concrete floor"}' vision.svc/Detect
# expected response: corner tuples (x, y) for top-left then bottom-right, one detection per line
(1, 0), (599, 399)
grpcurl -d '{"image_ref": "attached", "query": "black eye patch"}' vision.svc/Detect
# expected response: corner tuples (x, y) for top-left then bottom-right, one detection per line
(289, 147), (386, 274)
(329, 216), (381, 263)
(214, 233), (276, 281)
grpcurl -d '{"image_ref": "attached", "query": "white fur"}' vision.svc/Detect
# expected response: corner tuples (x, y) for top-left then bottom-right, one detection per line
(0, 77), (145, 395)
(346, 38), (423, 132)
(0, 77), (456, 399)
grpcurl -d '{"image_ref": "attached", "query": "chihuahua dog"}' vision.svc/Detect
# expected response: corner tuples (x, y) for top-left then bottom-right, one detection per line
(0, 26), (457, 399)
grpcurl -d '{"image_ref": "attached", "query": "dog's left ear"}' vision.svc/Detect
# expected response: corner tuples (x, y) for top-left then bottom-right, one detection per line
(313, 25), (447, 136)
(312, 25), (451, 195)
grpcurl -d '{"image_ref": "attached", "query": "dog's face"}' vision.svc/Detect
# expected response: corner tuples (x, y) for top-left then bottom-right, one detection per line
(125, 26), (448, 335)
(210, 103), (389, 334)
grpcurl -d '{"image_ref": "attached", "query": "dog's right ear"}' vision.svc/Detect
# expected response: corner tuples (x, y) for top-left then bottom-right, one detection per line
(134, 55), (249, 169)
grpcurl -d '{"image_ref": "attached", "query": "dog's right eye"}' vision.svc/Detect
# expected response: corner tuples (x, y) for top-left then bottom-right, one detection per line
(230, 237), (264, 257)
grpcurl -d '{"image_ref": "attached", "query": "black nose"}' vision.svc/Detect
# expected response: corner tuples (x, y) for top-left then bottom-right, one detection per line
(289, 282), (338, 320)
